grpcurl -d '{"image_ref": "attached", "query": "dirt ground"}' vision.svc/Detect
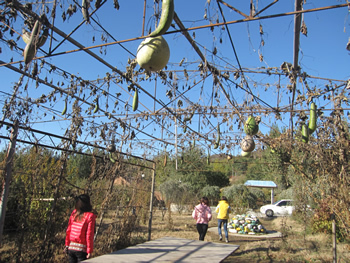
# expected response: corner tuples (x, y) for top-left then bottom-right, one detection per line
(203, 216), (349, 263)
(148, 209), (350, 263)
(1, 209), (349, 263)
(204, 217), (277, 263)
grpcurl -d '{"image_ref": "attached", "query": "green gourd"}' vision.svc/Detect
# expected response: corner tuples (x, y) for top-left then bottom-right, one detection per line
(308, 102), (317, 134)
(301, 124), (309, 143)
(149, 0), (174, 37)
(213, 124), (220, 149)
(109, 153), (116, 163)
(244, 115), (259, 136)
(23, 20), (41, 65)
(61, 100), (67, 115)
(82, 0), (90, 24)
(93, 98), (99, 113)
(132, 89), (139, 111)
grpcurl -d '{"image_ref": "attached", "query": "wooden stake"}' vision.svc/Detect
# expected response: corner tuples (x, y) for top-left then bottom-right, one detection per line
(332, 213), (337, 263)
(0, 120), (19, 246)
(147, 164), (155, 241)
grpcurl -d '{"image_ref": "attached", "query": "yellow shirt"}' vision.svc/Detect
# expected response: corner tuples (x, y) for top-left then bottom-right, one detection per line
(215, 200), (232, 219)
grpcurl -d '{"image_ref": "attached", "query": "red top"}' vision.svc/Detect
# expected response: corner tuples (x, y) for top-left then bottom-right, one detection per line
(65, 209), (97, 254)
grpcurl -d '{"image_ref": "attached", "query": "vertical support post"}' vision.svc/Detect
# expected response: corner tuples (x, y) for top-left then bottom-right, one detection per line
(142, 0), (147, 36)
(293, 0), (302, 68)
(290, 0), (302, 139)
(0, 120), (19, 246)
(147, 163), (156, 241)
(175, 116), (178, 170)
(174, 82), (178, 171)
(332, 213), (337, 263)
(271, 188), (274, 204)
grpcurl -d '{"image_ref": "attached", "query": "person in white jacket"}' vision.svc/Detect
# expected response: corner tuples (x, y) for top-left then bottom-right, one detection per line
(192, 197), (212, 241)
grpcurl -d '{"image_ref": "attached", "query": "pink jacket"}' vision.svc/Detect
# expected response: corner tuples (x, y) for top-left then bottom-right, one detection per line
(65, 210), (97, 254)
(192, 203), (212, 224)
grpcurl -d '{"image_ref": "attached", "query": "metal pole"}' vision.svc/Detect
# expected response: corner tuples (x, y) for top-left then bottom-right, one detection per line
(0, 120), (19, 246)
(271, 188), (274, 204)
(147, 164), (156, 241)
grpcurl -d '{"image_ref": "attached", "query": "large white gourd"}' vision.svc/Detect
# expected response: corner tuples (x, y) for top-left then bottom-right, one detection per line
(136, 36), (170, 72)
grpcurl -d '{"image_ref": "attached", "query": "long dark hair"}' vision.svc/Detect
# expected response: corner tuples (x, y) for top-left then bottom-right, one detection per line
(201, 196), (209, 206)
(74, 194), (92, 221)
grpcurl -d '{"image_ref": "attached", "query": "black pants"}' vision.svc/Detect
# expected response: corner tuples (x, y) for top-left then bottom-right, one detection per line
(196, 223), (208, 241)
(68, 250), (87, 263)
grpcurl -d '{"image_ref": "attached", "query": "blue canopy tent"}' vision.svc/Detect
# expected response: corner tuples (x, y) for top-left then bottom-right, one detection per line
(244, 180), (277, 204)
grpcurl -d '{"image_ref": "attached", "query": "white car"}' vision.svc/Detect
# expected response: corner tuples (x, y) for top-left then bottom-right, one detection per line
(260, 199), (294, 217)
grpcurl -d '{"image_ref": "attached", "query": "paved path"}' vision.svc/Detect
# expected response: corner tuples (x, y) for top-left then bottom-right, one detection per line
(208, 227), (282, 239)
(84, 236), (239, 263)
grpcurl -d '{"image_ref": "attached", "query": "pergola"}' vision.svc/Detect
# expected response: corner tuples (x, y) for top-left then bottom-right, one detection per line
(244, 180), (277, 204)
(0, 0), (349, 251)
(0, 1), (348, 160)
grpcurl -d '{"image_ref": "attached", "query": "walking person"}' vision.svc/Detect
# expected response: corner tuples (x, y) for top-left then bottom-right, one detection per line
(215, 196), (232, 243)
(192, 196), (212, 241)
(64, 194), (97, 263)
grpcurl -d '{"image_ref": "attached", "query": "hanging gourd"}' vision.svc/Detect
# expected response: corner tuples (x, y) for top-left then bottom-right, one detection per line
(149, 0), (174, 37)
(241, 151), (251, 157)
(240, 135), (255, 152)
(109, 153), (116, 163)
(136, 36), (170, 72)
(213, 124), (220, 149)
(23, 20), (41, 65)
(107, 143), (116, 153)
(244, 115), (259, 136)
(61, 99), (67, 115)
(301, 124), (309, 143)
(22, 24), (48, 48)
(164, 154), (167, 167)
(132, 89), (139, 111)
(93, 97), (99, 113)
(82, 0), (90, 24)
(308, 102), (317, 134)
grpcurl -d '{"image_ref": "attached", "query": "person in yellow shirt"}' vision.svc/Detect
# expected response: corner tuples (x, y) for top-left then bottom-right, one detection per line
(215, 196), (232, 243)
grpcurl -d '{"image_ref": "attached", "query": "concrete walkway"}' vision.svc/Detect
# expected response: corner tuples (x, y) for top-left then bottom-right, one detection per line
(208, 227), (282, 239)
(84, 236), (239, 263)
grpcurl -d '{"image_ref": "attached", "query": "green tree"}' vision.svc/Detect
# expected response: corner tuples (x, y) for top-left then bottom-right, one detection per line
(66, 148), (93, 180)
(159, 179), (195, 213)
(221, 184), (265, 212)
(200, 185), (220, 205)
(155, 145), (229, 194)
(231, 155), (249, 177)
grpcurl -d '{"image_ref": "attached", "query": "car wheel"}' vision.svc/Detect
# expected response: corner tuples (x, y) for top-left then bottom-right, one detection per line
(266, 209), (274, 217)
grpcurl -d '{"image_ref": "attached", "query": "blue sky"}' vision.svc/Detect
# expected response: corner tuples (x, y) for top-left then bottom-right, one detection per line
(0, 0), (349, 158)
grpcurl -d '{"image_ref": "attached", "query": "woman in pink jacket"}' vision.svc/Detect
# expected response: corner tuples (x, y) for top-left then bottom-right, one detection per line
(64, 194), (97, 263)
(192, 197), (212, 241)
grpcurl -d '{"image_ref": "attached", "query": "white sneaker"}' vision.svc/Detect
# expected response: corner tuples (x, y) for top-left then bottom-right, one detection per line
(219, 234), (222, 241)
(225, 238), (229, 243)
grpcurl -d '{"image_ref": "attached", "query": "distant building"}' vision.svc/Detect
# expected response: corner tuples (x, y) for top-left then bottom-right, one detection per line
(244, 180), (277, 204)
